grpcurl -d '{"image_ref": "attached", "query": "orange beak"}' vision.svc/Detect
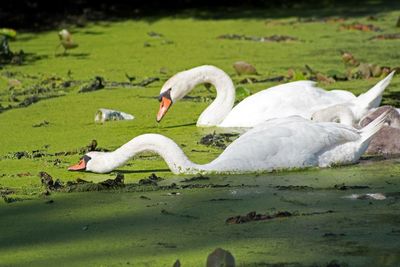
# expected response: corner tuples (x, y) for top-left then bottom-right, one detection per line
(68, 159), (86, 171)
(157, 96), (172, 122)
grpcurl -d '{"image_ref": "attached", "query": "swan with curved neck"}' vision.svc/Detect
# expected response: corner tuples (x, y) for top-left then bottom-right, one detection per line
(157, 65), (394, 128)
(69, 112), (389, 174)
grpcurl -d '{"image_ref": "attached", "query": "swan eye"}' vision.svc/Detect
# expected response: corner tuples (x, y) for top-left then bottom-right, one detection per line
(158, 88), (172, 102)
(82, 155), (92, 163)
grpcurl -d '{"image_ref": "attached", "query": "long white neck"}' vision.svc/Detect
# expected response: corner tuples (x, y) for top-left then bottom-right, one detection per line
(181, 66), (236, 126)
(98, 134), (203, 174)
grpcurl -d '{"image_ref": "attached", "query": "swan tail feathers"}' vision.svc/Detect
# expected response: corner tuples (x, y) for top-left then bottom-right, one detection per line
(359, 109), (390, 145)
(352, 71), (395, 109)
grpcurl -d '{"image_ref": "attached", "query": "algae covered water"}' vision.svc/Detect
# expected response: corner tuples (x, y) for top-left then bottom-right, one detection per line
(1, 4), (400, 266)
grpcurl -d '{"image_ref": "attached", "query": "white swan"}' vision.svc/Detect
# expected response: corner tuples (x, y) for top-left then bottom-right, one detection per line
(69, 111), (388, 174)
(311, 72), (396, 126)
(156, 65), (394, 128)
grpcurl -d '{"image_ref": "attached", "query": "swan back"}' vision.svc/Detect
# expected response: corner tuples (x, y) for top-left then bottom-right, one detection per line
(219, 81), (355, 127)
(208, 116), (361, 172)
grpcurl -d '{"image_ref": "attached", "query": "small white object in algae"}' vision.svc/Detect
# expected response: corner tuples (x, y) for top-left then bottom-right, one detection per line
(95, 108), (134, 123)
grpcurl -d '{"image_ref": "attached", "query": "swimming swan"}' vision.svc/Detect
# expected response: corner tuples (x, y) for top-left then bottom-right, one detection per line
(156, 65), (394, 128)
(69, 112), (389, 174)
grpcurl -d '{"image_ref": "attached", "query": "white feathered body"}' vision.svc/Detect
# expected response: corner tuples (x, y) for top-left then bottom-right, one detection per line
(219, 81), (355, 127)
(205, 117), (365, 173)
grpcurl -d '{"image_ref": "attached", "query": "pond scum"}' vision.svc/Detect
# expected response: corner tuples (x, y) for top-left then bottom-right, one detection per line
(0, 5), (400, 266)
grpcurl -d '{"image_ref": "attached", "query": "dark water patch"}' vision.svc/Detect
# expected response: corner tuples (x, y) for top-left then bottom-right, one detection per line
(81, 30), (104, 35)
(181, 175), (210, 182)
(79, 76), (105, 93)
(226, 211), (293, 224)
(369, 33), (400, 40)
(65, 174), (125, 192)
(218, 34), (298, 42)
(226, 210), (334, 224)
(54, 53), (90, 59)
(2, 195), (24, 203)
(131, 77), (160, 87)
(333, 183), (370, 190)
(157, 242), (177, 249)
(3, 140), (108, 159)
(161, 208), (199, 220)
(138, 173), (164, 185)
(209, 198), (243, 202)
(323, 232), (346, 238)
(199, 132), (239, 149)
(275, 185), (314, 191)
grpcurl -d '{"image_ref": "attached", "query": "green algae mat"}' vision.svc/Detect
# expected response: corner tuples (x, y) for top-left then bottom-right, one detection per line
(1, 6), (400, 266)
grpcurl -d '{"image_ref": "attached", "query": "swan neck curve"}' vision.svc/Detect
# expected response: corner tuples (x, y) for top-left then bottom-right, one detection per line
(110, 134), (199, 174)
(188, 66), (236, 126)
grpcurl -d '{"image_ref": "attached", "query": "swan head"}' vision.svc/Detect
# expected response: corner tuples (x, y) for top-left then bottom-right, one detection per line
(157, 70), (197, 122)
(157, 66), (219, 122)
(68, 152), (113, 173)
(311, 104), (355, 126)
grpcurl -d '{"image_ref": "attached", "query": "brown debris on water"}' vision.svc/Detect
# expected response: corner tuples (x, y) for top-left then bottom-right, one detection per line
(226, 211), (293, 224)
(233, 61), (257, 75)
(340, 22), (382, 32)
(333, 183), (370, 190)
(79, 76), (104, 93)
(340, 23), (381, 32)
(369, 33), (400, 40)
(339, 51), (399, 80)
(342, 52), (359, 66)
(39, 171), (63, 190)
(181, 175), (210, 182)
(138, 173), (163, 185)
(66, 173), (125, 192)
(275, 185), (314, 191)
(218, 34), (297, 43)
(99, 173), (124, 188)
(226, 210), (334, 224)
